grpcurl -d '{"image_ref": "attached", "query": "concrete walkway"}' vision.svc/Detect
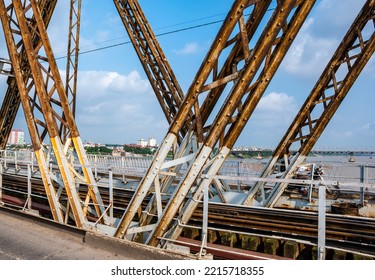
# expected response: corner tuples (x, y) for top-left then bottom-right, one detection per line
(0, 208), (189, 260)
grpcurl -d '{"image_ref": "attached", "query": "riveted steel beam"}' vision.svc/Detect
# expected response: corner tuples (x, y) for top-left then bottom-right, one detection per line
(61, 0), (81, 141)
(114, 0), (301, 245)
(146, 0), (300, 247)
(0, 0), (109, 227)
(165, 0), (317, 244)
(0, 0), (56, 149)
(125, 1), (271, 237)
(0, 0), (64, 223)
(30, 0), (109, 226)
(114, 0), (260, 239)
(9, 0), (86, 227)
(244, 0), (375, 207)
(114, 0), (185, 131)
(131, 0), (271, 240)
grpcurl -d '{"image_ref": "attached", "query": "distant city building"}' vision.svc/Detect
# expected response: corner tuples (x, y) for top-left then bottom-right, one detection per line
(138, 138), (148, 148)
(137, 138), (157, 147)
(148, 137), (157, 147)
(8, 129), (24, 145)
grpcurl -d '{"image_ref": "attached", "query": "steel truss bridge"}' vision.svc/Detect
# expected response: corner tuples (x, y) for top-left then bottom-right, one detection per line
(0, 0), (374, 260)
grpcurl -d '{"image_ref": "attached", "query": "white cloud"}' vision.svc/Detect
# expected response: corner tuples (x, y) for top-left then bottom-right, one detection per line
(252, 92), (298, 128)
(74, 70), (168, 143)
(282, 19), (338, 77)
(362, 123), (371, 130)
(175, 42), (199, 55)
(282, 0), (365, 78)
(360, 122), (375, 135)
(77, 70), (151, 99)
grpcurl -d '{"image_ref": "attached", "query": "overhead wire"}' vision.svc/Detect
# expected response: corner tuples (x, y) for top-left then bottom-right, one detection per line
(56, 6), (276, 60)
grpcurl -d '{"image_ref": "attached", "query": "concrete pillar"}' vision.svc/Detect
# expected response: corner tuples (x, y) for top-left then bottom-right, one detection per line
(283, 241), (299, 259)
(207, 230), (218, 244)
(333, 250), (347, 260)
(219, 232), (237, 247)
(312, 246), (318, 260)
(353, 254), (373, 260)
(240, 235), (261, 251)
(264, 238), (280, 255)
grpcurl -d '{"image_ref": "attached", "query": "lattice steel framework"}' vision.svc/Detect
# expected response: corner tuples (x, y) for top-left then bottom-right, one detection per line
(114, 0), (186, 134)
(0, 0), (372, 250)
(243, 0), (375, 207)
(0, 0), (56, 149)
(0, 0), (109, 227)
(114, 0), (318, 247)
(61, 0), (81, 141)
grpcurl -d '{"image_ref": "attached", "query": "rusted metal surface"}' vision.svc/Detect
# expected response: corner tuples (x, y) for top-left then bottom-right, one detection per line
(244, 0), (375, 207)
(0, 0), (373, 254)
(0, 0), (64, 222)
(0, 0), (108, 227)
(114, 0), (260, 239)
(114, 0), (315, 247)
(146, 0), (302, 247)
(2, 169), (375, 258)
(0, 0), (57, 149)
(114, 0), (188, 137)
(164, 0), (317, 244)
(61, 0), (82, 141)
(176, 237), (291, 260)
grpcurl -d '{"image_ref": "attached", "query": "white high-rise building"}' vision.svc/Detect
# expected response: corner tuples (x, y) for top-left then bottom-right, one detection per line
(148, 137), (157, 147)
(8, 129), (24, 145)
(138, 138), (148, 147)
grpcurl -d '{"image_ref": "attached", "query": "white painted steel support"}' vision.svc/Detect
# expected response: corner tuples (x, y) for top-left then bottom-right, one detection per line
(0, 163), (2, 204)
(318, 183), (326, 260)
(146, 145), (213, 246)
(308, 164), (315, 203)
(265, 154), (308, 207)
(94, 155), (98, 180)
(27, 164), (32, 209)
(237, 161), (242, 192)
(109, 169), (114, 226)
(115, 133), (177, 238)
(72, 137), (109, 225)
(360, 165), (367, 206)
(200, 183), (209, 258)
(166, 147), (231, 242)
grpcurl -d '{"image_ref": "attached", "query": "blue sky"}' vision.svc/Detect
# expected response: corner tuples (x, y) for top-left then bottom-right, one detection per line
(1, 0), (374, 149)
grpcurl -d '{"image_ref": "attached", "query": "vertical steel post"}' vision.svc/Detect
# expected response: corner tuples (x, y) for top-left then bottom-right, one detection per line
(200, 183), (209, 258)
(237, 161), (242, 191)
(109, 169), (114, 226)
(0, 163), (2, 204)
(318, 184), (326, 260)
(360, 165), (367, 206)
(27, 164), (32, 209)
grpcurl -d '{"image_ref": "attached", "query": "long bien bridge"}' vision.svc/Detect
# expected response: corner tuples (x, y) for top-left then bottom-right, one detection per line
(0, 0), (375, 260)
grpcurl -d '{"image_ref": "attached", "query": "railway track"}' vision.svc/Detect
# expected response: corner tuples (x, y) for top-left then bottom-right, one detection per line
(1, 172), (375, 258)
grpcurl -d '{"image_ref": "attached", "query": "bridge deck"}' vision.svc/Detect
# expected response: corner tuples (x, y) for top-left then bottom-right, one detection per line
(0, 208), (189, 260)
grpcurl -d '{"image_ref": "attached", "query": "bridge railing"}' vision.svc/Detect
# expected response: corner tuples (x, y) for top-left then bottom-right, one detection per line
(0, 149), (374, 185)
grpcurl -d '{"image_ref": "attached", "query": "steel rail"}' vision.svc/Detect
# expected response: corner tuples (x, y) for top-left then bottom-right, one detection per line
(2, 172), (375, 258)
